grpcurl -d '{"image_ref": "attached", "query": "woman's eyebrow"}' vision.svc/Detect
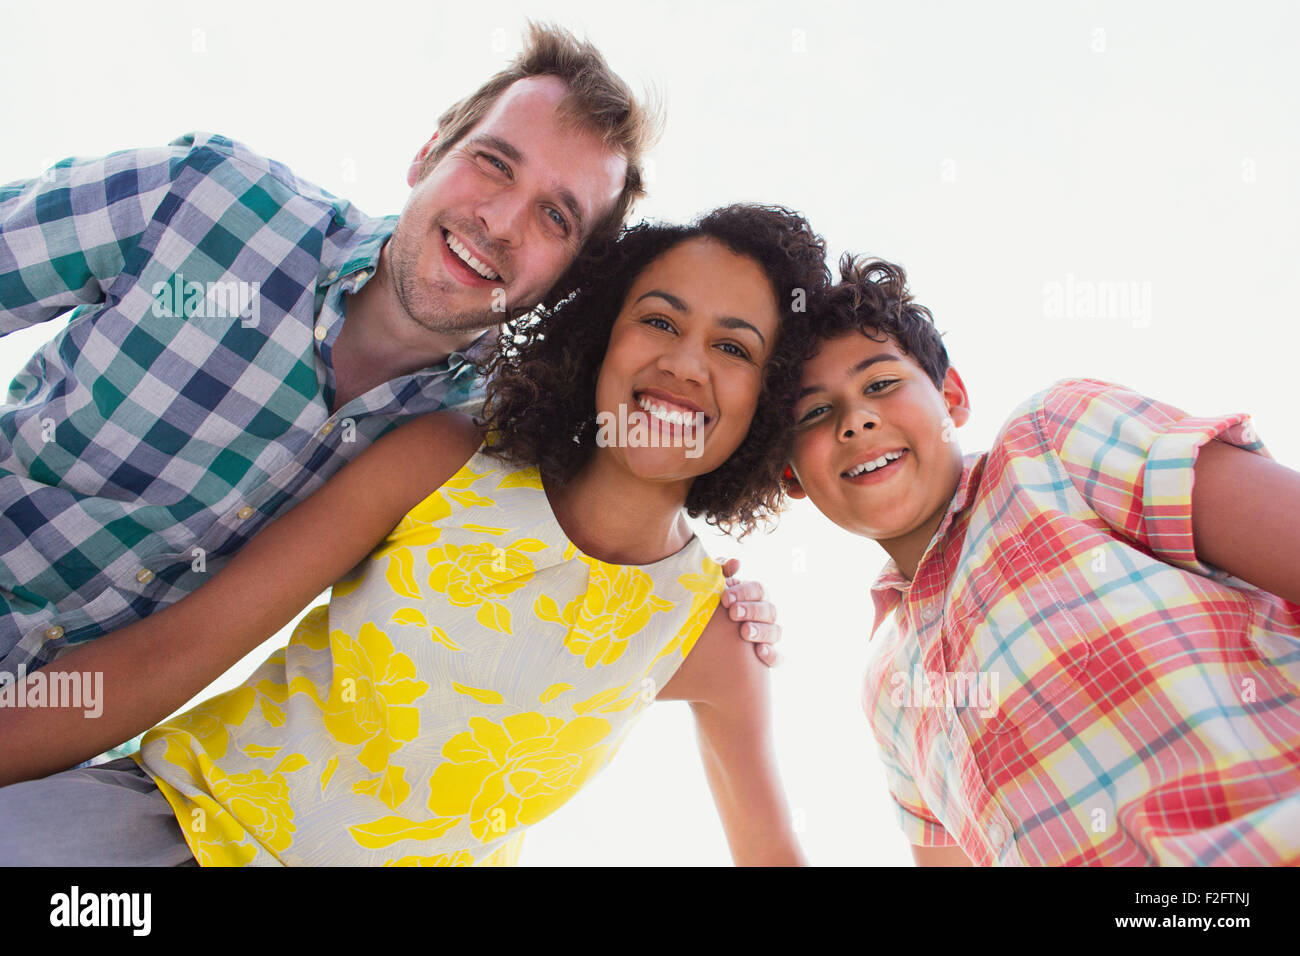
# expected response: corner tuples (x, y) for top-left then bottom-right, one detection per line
(633, 291), (767, 347)
(797, 353), (903, 399)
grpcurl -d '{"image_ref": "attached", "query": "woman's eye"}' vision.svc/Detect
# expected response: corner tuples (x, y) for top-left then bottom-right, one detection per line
(717, 342), (751, 360)
(643, 315), (674, 331)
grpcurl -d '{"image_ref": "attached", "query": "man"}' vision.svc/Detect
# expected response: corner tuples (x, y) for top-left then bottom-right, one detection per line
(0, 23), (781, 749)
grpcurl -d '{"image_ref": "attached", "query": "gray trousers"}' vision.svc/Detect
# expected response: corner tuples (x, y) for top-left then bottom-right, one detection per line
(0, 757), (197, 866)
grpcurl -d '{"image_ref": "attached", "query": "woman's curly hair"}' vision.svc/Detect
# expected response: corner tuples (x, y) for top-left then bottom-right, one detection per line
(477, 203), (831, 537)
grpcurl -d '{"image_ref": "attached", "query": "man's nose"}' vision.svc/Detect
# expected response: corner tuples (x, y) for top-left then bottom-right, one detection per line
(477, 190), (527, 248)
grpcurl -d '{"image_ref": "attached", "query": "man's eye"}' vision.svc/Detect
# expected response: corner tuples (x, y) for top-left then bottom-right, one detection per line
(481, 153), (508, 174)
(545, 207), (569, 231)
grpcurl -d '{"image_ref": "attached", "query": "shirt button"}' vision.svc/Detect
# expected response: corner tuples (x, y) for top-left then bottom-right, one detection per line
(45, 625), (64, 640)
(355, 270), (369, 284)
(314, 324), (327, 341)
(327, 270), (338, 281)
(135, 568), (155, 584)
(237, 506), (254, 520)
(320, 421), (335, 436)
(922, 605), (938, 623)
(988, 822), (1006, 848)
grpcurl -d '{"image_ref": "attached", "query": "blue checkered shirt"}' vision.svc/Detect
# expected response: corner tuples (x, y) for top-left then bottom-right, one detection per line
(0, 133), (489, 672)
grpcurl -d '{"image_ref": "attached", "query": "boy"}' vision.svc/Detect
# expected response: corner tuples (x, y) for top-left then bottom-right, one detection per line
(783, 255), (1300, 866)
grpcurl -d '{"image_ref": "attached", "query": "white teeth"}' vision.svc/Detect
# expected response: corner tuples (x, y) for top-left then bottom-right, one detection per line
(636, 395), (704, 427)
(444, 232), (500, 280)
(845, 450), (904, 477)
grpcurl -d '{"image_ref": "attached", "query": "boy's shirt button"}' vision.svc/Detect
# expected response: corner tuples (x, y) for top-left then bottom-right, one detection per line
(988, 822), (1006, 848)
(922, 605), (938, 623)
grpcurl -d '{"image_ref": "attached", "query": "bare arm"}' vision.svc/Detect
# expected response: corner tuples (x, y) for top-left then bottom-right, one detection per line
(658, 605), (805, 866)
(1192, 439), (1300, 605)
(911, 844), (972, 866)
(0, 412), (484, 786)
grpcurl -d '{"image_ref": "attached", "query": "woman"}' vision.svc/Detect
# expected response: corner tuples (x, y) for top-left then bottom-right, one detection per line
(0, 204), (830, 865)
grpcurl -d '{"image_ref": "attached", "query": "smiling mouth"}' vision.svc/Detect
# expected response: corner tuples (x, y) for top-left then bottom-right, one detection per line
(441, 228), (501, 281)
(842, 448), (907, 478)
(634, 392), (712, 427)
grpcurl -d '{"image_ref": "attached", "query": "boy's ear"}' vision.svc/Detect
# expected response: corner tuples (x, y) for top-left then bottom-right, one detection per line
(942, 366), (972, 428)
(781, 465), (807, 499)
(407, 133), (440, 187)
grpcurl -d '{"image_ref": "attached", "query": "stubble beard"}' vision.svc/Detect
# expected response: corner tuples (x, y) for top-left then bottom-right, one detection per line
(386, 217), (505, 337)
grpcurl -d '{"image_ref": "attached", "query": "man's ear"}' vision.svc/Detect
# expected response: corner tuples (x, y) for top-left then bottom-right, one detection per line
(943, 366), (971, 428)
(407, 133), (439, 187)
(782, 465), (807, 500)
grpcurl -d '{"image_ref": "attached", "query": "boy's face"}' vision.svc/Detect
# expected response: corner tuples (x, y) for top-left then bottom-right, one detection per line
(786, 330), (970, 550)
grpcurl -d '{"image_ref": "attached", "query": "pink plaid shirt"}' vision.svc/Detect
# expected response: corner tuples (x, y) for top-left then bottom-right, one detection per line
(863, 379), (1300, 865)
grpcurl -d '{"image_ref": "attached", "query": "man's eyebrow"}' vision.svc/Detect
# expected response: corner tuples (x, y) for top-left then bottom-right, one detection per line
(634, 291), (766, 347)
(797, 353), (904, 399)
(469, 133), (522, 165)
(467, 134), (585, 236)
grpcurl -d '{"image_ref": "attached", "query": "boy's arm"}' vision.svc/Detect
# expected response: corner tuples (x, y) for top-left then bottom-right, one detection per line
(1191, 439), (1300, 605)
(658, 606), (805, 866)
(0, 411), (484, 786)
(911, 844), (973, 866)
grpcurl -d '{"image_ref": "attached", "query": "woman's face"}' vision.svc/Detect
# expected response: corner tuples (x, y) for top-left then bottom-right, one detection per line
(593, 237), (781, 483)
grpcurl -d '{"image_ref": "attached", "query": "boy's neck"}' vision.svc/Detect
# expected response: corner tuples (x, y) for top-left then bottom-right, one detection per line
(877, 482), (963, 582)
(544, 453), (694, 566)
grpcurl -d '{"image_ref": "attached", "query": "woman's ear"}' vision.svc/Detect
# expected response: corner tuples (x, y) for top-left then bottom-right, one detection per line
(782, 465), (807, 499)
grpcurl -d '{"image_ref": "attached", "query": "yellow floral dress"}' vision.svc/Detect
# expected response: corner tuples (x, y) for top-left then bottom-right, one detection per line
(134, 447), (725, 866)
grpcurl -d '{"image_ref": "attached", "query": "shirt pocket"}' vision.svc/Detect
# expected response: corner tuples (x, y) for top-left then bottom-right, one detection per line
(944, 531), (1094, 736)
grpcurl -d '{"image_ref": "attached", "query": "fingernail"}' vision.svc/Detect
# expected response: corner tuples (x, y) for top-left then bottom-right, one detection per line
(744, 624), (755, 639)
(735, 606), (745, 619)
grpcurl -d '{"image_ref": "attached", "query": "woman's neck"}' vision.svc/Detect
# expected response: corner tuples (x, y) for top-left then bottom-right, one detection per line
(544, 452), (695, 566)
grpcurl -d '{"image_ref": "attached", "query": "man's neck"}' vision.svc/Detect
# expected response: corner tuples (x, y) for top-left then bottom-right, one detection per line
(329, 249), (487, 414)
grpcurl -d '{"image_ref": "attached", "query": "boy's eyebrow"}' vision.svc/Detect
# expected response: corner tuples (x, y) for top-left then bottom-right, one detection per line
(468, 133), (586, 236)
(634, 290), (767, 347)
(797, 353), (904, 399)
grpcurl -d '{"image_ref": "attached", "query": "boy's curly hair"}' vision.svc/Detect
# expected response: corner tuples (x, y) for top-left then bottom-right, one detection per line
(478, 203), (831, 537)
(803, 254), (949, 389)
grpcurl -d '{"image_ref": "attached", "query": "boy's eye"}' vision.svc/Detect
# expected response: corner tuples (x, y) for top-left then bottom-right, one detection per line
(865, 378), (898, 394)
(797, 405), (828, 424)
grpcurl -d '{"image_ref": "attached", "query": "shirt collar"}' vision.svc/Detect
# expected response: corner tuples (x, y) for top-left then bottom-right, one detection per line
(323, 215), (396, 288)
(868, 451), (988, 638)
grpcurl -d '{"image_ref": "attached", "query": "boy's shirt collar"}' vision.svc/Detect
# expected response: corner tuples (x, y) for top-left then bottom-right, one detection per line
(869, 451), (987, 638)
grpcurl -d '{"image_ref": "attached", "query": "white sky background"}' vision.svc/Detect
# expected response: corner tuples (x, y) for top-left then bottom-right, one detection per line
(2, 0), (1297, 866)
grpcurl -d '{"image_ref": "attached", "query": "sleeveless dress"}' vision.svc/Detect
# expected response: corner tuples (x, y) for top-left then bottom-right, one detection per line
(133, 447), (725, 866)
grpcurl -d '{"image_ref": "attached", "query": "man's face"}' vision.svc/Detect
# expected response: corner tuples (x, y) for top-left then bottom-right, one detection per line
(787, 330), (969, 545)
(386, 75), (628, 335)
